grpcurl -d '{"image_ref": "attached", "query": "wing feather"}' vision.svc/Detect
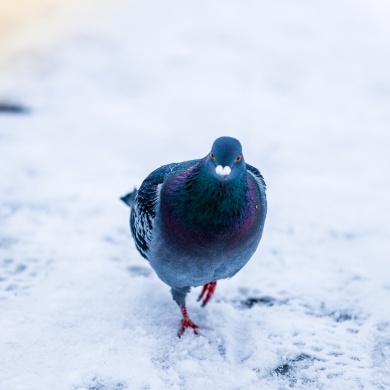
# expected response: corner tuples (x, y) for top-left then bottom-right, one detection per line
(130, 163), (176, 259)
(246, 163), (266, 196)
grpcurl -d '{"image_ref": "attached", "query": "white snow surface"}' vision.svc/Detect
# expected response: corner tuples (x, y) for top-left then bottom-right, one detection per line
(1, 0), (390, 389)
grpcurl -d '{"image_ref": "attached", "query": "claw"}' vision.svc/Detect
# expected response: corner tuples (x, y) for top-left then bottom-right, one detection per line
(178, 305), (199, 337)
(197, 281), (217, 307)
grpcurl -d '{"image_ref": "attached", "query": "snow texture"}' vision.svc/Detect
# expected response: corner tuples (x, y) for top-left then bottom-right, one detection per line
(1, 0), (390, 389)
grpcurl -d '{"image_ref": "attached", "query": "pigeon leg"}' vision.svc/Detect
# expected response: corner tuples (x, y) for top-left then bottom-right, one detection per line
(179, 305), (199, 337)
(198, 281), (217, 307)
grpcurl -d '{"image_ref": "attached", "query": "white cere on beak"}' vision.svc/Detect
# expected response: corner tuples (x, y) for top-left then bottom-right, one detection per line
(215, 165), (232, 176)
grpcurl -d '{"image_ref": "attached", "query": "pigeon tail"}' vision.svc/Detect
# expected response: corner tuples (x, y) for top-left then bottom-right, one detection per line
(198, 281), (217, 307)
(120, 189), (137, 207)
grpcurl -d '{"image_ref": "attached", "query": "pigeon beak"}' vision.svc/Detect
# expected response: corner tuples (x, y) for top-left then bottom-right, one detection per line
(215, 165), (231, 178)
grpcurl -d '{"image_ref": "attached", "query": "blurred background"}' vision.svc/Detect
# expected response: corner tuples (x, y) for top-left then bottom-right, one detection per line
(1, 0), (389, 243)
(1, 0), (390, 388)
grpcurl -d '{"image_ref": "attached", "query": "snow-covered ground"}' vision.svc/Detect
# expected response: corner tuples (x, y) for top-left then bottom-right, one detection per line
(1, 0), (390, 388)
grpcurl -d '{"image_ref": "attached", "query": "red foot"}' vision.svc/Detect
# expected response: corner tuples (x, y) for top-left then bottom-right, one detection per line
(197, 281), (217, 307)
(178, 305), (199, 337)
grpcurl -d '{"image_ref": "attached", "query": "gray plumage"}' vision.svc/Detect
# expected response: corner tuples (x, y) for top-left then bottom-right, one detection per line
(122, 136), (267, 335)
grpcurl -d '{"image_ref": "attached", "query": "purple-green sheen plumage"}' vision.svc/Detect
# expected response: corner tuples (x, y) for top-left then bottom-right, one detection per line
(161, 158), (258, 246)
(123, 137), (267, 331)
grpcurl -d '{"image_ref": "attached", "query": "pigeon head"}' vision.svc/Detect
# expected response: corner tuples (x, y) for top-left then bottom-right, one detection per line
(206, 136), (246, 181)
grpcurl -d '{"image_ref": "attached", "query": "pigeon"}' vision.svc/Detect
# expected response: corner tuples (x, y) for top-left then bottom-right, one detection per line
(121, 136), (267, 336)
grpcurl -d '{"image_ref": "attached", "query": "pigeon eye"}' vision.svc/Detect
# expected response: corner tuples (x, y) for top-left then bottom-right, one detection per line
(236, 155), (242, 163)
(210, 152), (215, 160)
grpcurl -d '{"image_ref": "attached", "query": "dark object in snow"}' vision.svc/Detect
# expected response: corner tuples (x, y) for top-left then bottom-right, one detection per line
(121, 136), (267, 336)
(241, 296), (280, 308)
(330, 310), (355, 322)
(0, 102), (30, 114)
(85, 376), (127, 390)
(274, 353), (313, 375)
(273, 353), (321, 386)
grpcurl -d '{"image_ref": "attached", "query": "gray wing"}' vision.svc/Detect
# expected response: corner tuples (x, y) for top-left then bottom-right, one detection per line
(246, 163), (267, 228)
(130, 163), (176, 259)
(130, 159), (199, 260)
(246, 163), (266, 196)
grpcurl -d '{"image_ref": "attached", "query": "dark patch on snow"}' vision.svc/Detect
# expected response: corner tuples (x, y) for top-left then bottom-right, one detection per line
(2, 258), (14, 264)
(217, 342), (226, 357)
(240, 296), (288, 309)
(127, 265), (152, 278)
(14, 264), (27, 274)
(325, 308), (365, 324)
(272, 353), (322, 387)
(81, 377), (128, 390)
(87, 384), (126, 390)
(0, 202), (22, 220)
(376, 322), (390, 333)
(103, 235), (120, 245)
(305, 302), (363, 324)
(0, 236), (18, 249)
(0, 102), (30, 114)
(1, 258), (27, 276)
(0, 256), (51, 299)
(328, 351), (344, 357)
(329, 229), (358, 240)
(274, 362), (291, 376)
(330, 310), (355, 322)
(274, 353), (313, 376)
